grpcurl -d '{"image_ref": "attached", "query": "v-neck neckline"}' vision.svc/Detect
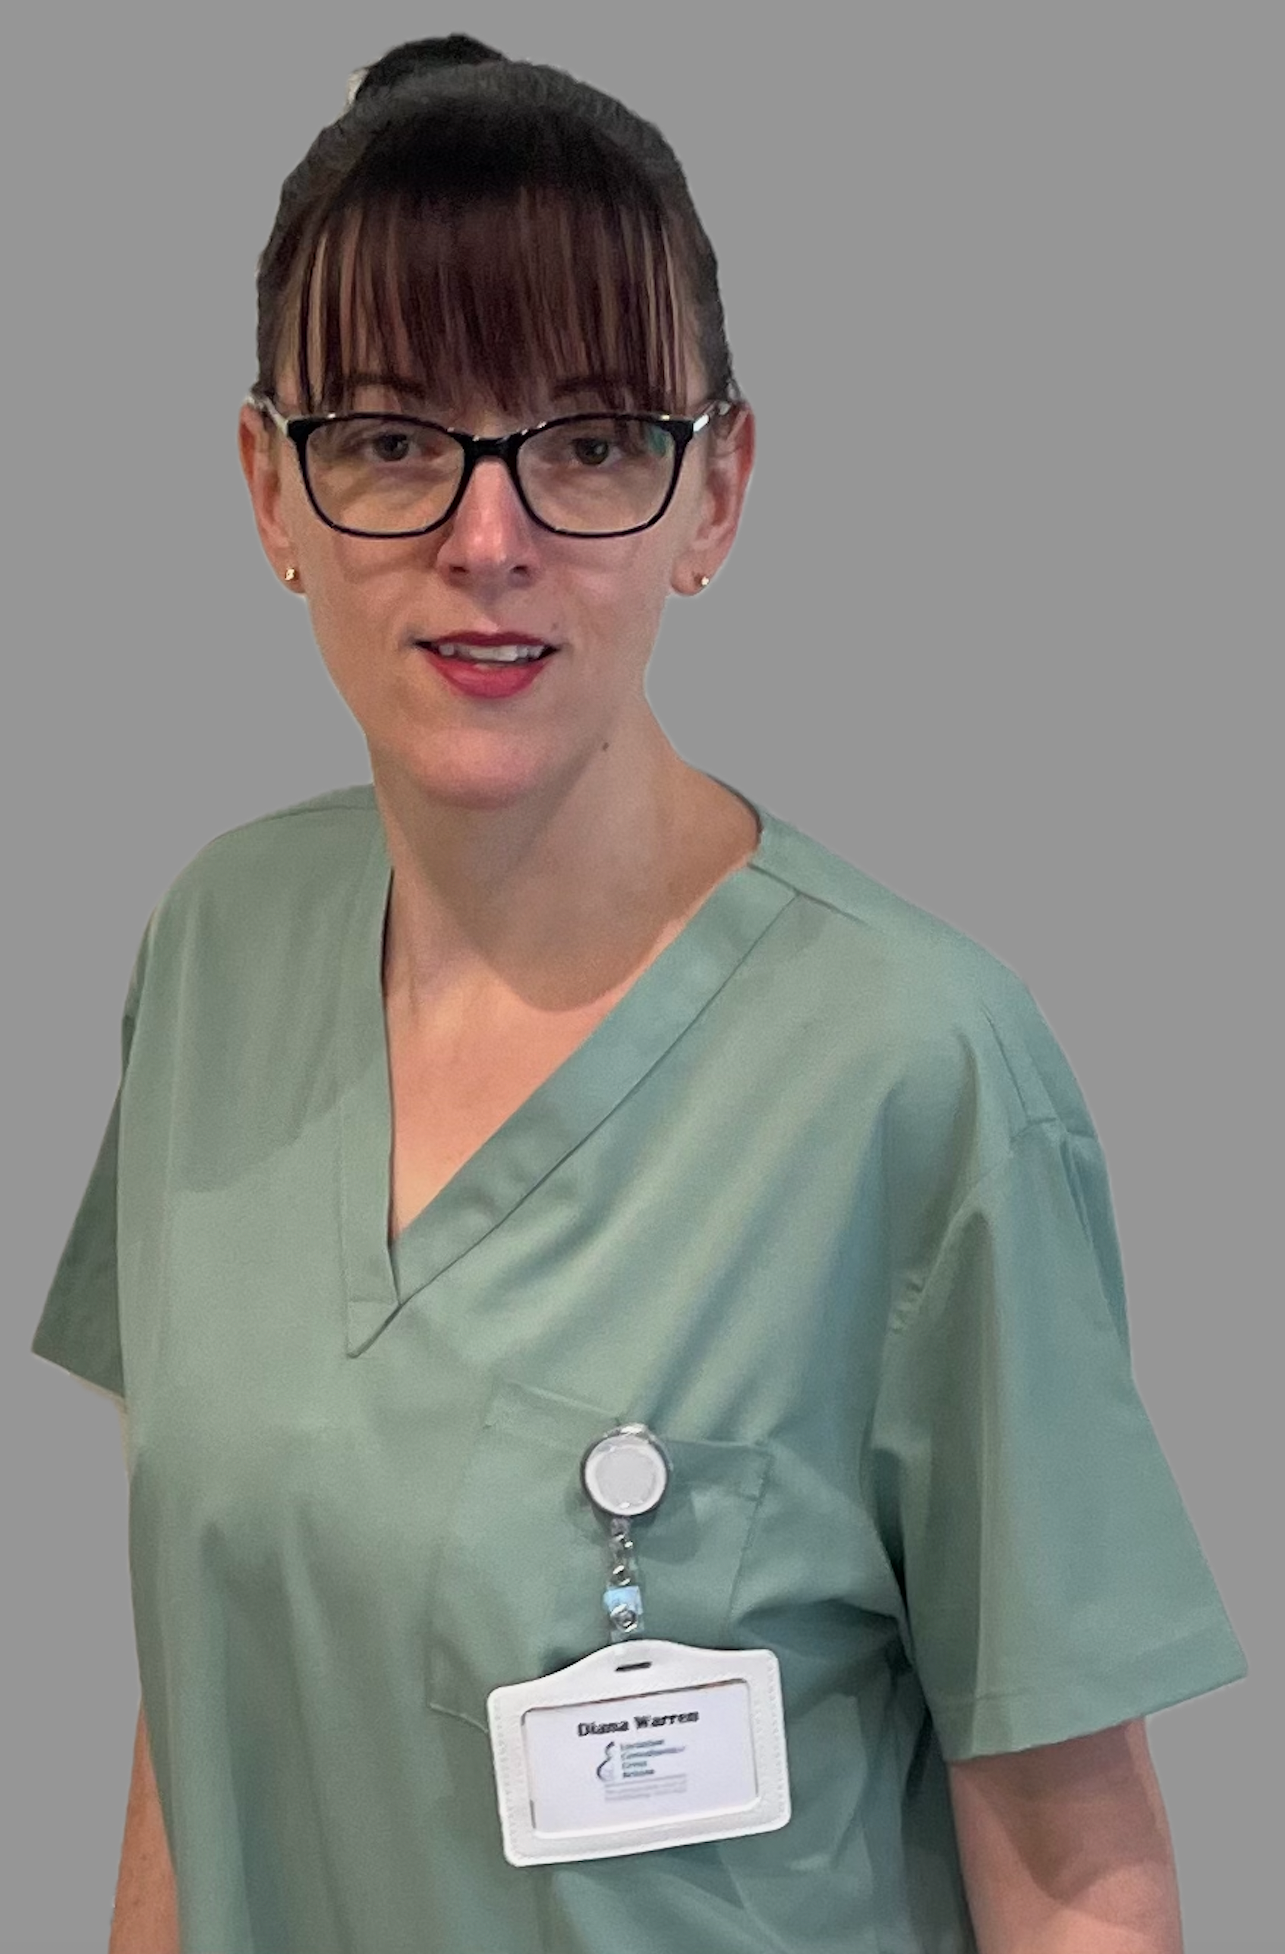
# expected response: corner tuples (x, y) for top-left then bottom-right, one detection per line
(335, 791), (797, 1354)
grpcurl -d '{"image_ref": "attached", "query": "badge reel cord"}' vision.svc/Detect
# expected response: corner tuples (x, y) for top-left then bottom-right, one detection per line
(580, 1426), (670, 1644)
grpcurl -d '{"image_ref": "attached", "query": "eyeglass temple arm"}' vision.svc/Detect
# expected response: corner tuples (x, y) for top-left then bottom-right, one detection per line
(245, 393), (290, 434)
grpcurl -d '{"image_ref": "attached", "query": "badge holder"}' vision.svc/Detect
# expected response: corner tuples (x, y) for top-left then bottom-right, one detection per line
(485, 1425), (791, 1866)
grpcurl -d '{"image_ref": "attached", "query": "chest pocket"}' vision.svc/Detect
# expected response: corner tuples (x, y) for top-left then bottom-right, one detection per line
(426, 1378), (770, 1732)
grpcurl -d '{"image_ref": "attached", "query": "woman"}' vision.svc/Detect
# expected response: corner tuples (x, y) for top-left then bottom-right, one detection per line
(34, 34), (1246, 1954)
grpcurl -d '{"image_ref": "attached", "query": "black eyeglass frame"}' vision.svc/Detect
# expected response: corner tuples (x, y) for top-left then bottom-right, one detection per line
(245, 393), (737, 540)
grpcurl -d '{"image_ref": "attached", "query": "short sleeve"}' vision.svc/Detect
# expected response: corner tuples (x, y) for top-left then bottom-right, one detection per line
(868, 1115), (1248, 1761)
(31, 918), (152, 1403)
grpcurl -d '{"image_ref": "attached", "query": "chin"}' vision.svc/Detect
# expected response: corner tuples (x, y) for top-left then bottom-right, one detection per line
(381, 737), (577, 816)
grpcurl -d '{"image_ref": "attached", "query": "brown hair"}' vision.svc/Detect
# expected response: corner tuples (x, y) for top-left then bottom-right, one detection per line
(253, 35), (744, 431)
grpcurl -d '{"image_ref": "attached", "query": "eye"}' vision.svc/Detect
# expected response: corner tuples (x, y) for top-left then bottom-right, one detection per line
(369, 429), (413, 463)
(316, 417), (455, 473)
(570, 435), (614, 468)
(550, 419), (658, 467)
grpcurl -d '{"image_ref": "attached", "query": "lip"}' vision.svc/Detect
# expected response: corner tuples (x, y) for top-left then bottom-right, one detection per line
(418, 629), (551, 648)
(416, 641), (558, 700)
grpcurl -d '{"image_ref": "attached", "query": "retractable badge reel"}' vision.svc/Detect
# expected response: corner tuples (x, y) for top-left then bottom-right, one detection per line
(580, 1425), (669, 1642)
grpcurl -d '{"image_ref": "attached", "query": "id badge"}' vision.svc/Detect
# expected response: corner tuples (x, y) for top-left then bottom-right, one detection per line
(487, 1637), (790, 1865)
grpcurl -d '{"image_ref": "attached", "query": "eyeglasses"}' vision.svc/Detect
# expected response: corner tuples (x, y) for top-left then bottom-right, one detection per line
(245, 394), (736, 540)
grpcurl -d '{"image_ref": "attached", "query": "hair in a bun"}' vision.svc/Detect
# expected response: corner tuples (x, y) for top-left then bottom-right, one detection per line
(255, 39), (743, 431)
(348, 34), (506, 106)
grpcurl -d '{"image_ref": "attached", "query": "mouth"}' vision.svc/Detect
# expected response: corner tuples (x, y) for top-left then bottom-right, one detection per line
(414, 637), (561, 699)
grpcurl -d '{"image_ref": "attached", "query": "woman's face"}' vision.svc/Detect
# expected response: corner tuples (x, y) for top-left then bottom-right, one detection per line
(239, 344), (755, 815)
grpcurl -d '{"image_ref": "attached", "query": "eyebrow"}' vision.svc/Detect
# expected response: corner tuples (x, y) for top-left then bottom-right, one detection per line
(552, 374), (635, 399)
(338, 371), (636, 413)
(339, 372), (438, 405)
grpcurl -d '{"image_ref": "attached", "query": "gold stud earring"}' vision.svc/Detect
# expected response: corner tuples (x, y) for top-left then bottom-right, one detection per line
(284, 565), (299, 585)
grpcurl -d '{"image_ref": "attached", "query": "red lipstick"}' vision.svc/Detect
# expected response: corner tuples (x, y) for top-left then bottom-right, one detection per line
(415, 630), (559, 699)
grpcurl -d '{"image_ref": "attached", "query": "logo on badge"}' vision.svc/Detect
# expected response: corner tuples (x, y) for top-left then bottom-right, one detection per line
(596, 1741), (621, 1784)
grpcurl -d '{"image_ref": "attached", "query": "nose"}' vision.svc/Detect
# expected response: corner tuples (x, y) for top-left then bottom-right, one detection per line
(434, 450), (538, 580)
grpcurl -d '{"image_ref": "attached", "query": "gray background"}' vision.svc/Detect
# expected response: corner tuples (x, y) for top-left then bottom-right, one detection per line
(4, 3), (1276, 1947)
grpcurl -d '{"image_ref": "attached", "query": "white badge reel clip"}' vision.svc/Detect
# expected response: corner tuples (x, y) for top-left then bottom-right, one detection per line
(580, 1424), (669, 1643)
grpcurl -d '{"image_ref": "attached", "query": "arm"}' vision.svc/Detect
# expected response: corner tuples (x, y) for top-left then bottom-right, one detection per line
(108, 1702), (180, 1954)
(947, 1718), (1184, 1952)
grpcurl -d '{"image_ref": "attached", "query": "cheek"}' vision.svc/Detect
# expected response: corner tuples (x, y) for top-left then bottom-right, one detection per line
(576, 539), (674, 648)
(300, 553), (410, 719)
(296, 521), (400, 622)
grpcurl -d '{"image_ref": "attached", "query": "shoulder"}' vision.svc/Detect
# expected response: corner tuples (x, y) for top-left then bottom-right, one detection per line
(150, 782), (381, 932)
(127, 784), (383, 1006)
(166, 781), (380, 894)
(747, 805), (1098, 1154)
(752, 807), (1006, 993)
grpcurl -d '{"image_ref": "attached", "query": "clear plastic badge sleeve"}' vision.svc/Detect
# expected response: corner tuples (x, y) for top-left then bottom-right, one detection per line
(486, 1639), (791, 1867)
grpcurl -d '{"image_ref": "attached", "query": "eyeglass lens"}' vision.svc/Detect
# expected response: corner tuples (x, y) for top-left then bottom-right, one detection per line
(304, 415), (678, 536)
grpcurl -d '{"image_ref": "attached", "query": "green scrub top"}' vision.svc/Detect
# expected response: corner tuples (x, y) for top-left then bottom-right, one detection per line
(34, 784), (1247, 1954)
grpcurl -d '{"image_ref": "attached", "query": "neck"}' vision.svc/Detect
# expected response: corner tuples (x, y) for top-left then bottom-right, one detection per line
(372, 719), (759, 1016)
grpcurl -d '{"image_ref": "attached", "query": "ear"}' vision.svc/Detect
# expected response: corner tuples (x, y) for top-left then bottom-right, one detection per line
(238, 403), (299, 585)
(671, 402), (756, 595)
